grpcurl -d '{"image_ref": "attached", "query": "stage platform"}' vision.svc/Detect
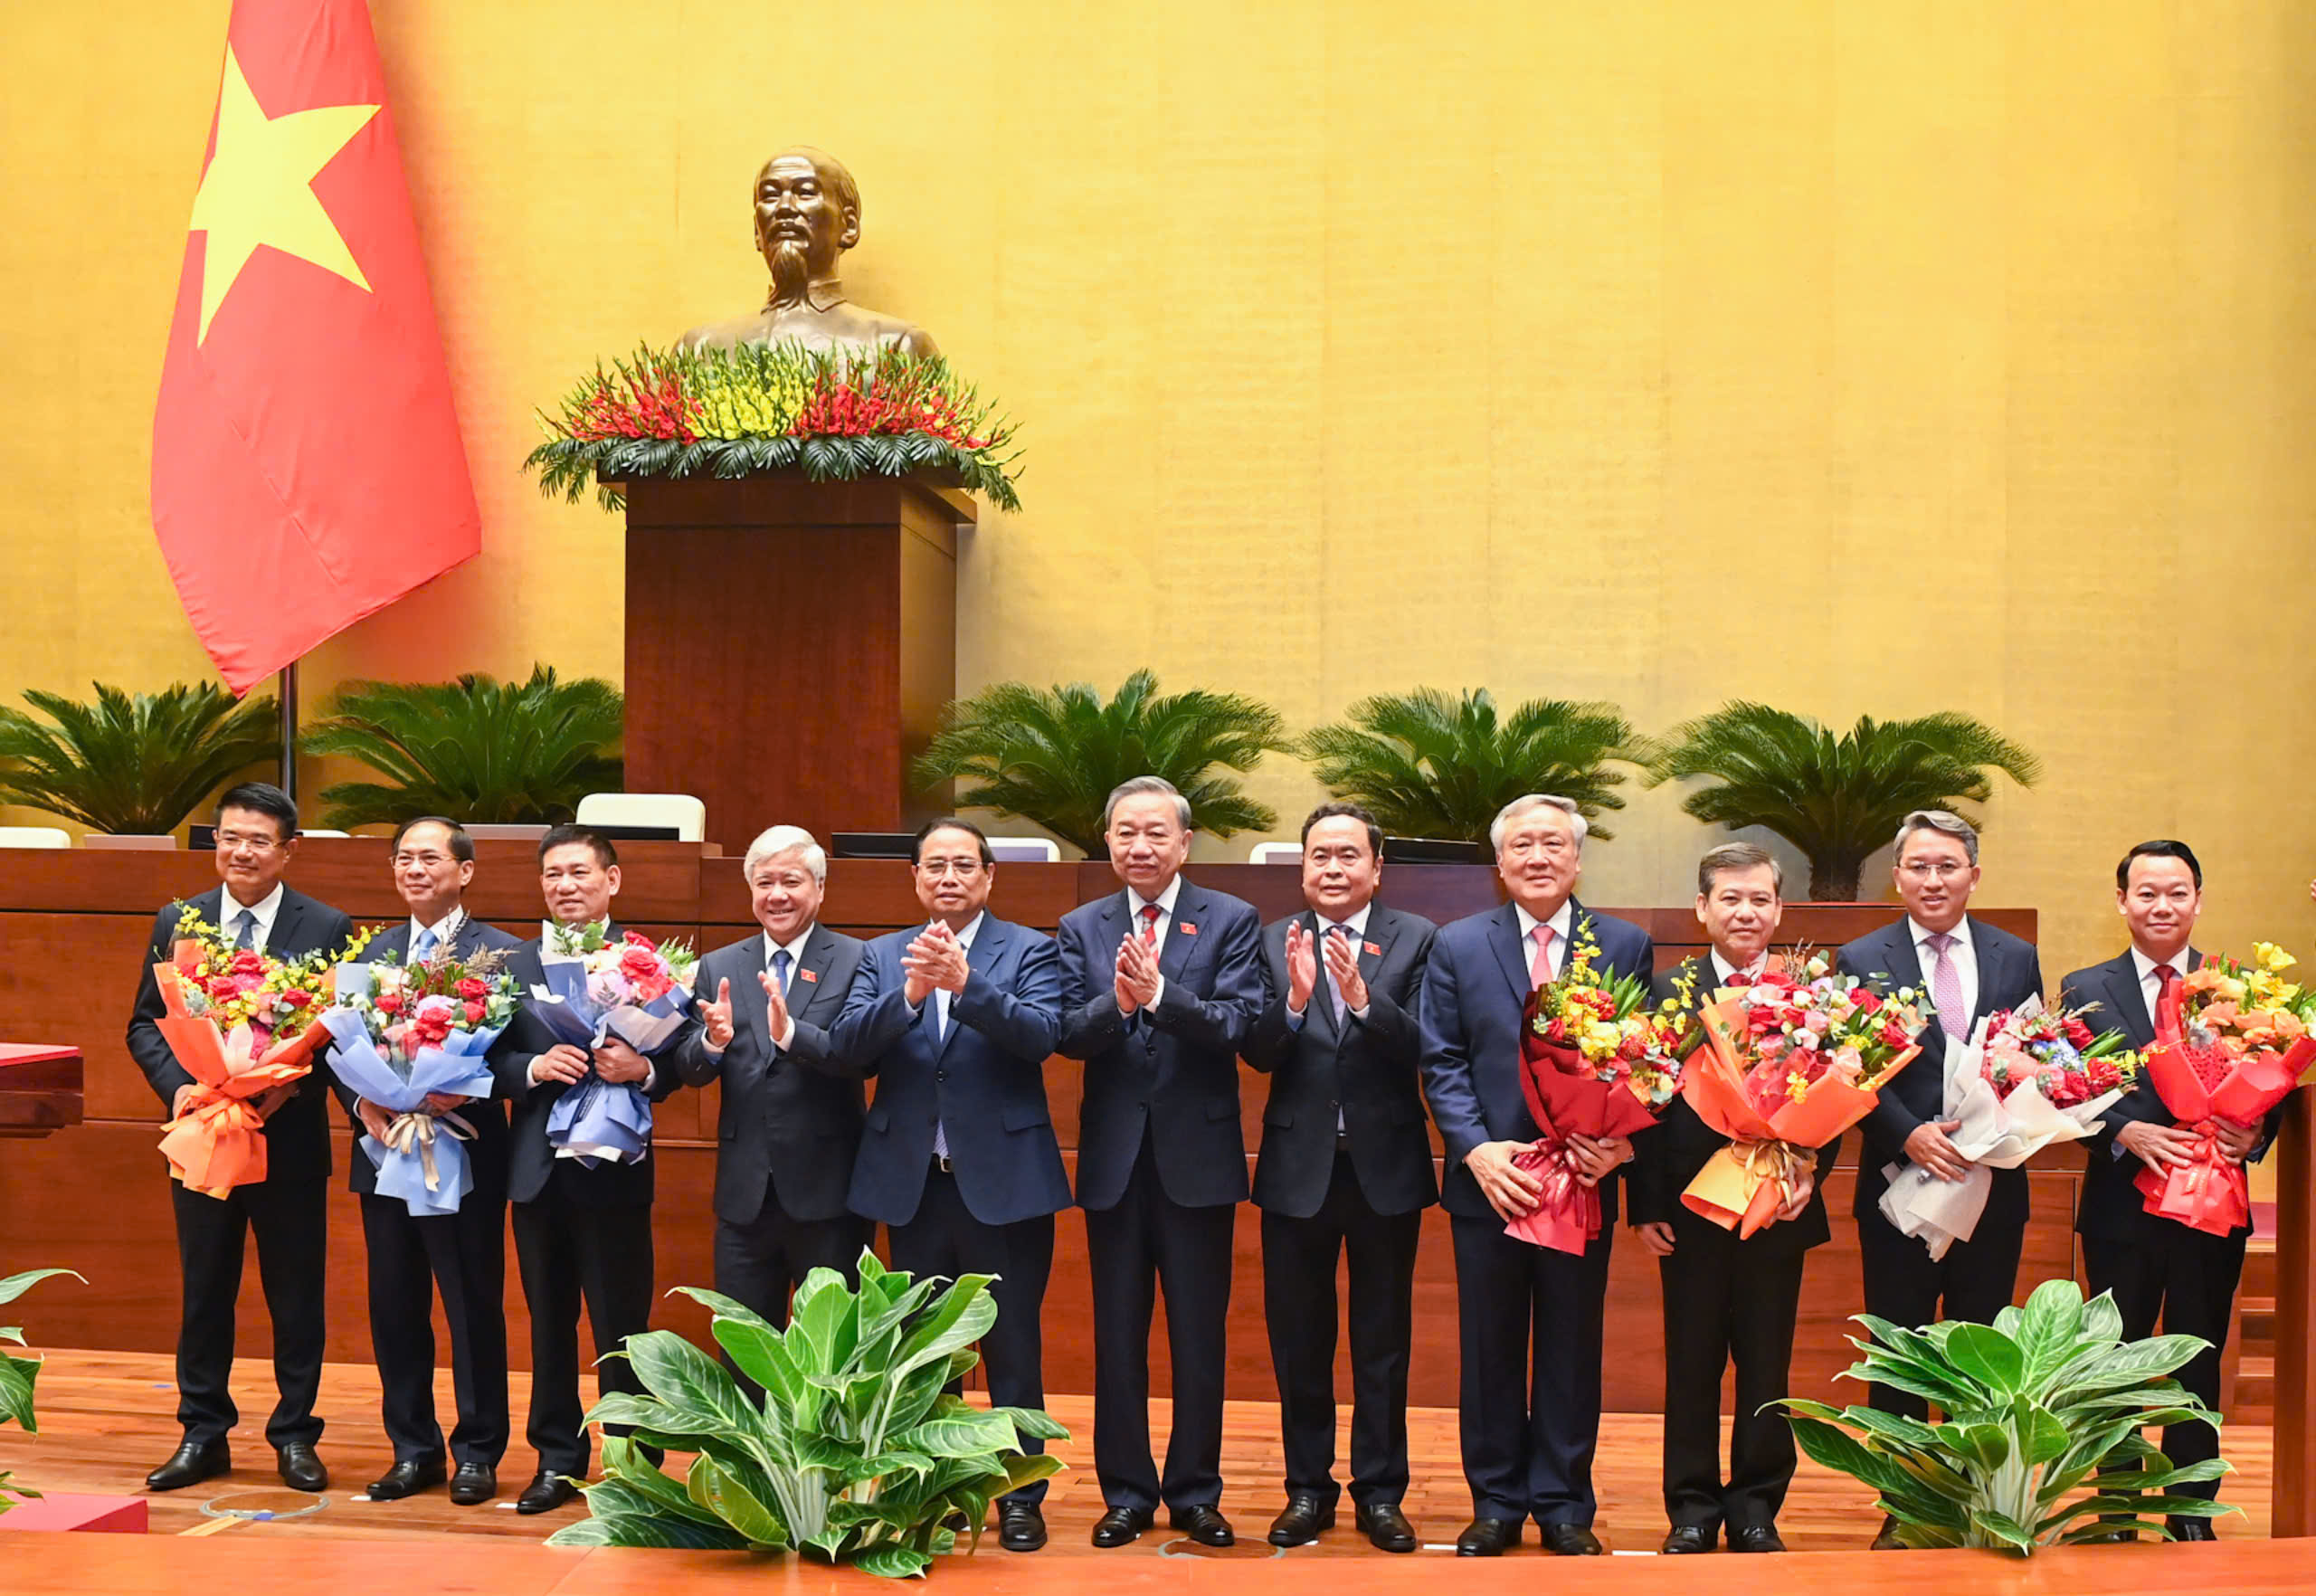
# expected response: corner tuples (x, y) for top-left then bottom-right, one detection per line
(0, 1349), (2284, 1582)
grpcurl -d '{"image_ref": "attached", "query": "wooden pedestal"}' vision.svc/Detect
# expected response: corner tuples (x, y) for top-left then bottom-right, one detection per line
(0, 1045), (81, 1140)
(2274, 1088), (2315, 1534)
(620, 473), (969, 847)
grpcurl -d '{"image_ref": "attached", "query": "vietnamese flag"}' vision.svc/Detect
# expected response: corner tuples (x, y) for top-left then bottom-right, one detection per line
(151, 0), (478, 693)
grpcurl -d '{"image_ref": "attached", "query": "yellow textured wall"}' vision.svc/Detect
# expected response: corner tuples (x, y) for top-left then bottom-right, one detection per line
(5, 0), (2314, 984)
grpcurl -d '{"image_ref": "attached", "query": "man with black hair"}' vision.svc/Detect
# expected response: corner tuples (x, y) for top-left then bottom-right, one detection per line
(128, 782), (354, 1495)
(488, 824), (684, 1515)
(346, 817), (522, 1506)
(796, 817), (1068, 1552)
(2066, 840), (2266, 1542)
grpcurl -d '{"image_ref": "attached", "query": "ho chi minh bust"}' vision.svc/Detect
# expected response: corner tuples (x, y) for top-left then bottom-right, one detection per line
(679, 147), (939, 358)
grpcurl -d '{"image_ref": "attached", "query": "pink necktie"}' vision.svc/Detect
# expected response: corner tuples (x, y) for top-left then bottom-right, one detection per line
(1927, 932), (1965, 1039)
(1530, 925), (1556, 989)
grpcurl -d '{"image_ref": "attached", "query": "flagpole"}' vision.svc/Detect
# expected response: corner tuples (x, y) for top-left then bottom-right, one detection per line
(278, 662), (299, 804)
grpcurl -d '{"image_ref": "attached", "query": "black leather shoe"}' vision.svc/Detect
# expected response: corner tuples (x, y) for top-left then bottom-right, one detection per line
(1662, 1525), (1713, 1553)
(448, 1462), (498, 1506)
(1870, 1515), (1906, 1550)
(146, 1439), (230, 1492)
(1355, 1502), (1418, 1553)
(1730, 1525), (1786, 1553)
(1541, 1522), (1602, 1555)
(1170, 1505), (1234, 1547)
(1267, 1490), (1336, 1546)
(997, 1500), (1047, 1552)
(516, 1470), (579, 1515)
(2169, 1517), (2217, 1543)
(365, 1457), (445, 1500)
(1455, 1516), (1522, 1556)
(1091, 1505), (1153, 1547)
(277, 1443), (327, 1493)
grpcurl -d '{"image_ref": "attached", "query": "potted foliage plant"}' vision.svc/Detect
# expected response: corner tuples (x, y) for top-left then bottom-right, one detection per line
(1, 1268), (84, 1515)
(297, 666), (622, 829)
(0, 683), (280, 848)
(548, 1253), (1064, 1576)
(1644, 702), (2041, 900)
(910, 670), (1287, 856)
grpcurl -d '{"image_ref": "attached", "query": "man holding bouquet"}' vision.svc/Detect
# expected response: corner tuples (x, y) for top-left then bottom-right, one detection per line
(487, 824), (683, 1514)
(128, 782), (354, 1495)
(1839, 810), (2042, 1546)
(1631, 843), (1828, 1554)
(340, 817), (522, 1506)
(2066, 840), (2261, 1541)
(1418, 793), (1653, 1556)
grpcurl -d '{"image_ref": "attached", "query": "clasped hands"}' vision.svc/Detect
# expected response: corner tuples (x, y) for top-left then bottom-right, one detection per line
(528, 1036), (651, 1088)
(1113, 926), (1163, 1015)
(1466, 1132), (1635, 1223)
(2118, 1116), (2260, 1172)
(355, 1093), (473, 1141)
(903, 921), (970, 1009)
(1636, 1173), (1815, 1258)
(1283, 921), (1369, 1015)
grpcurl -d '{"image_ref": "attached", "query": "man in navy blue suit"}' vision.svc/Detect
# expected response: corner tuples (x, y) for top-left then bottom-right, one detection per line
(1418, 793), (1654, 1557)
(341, 817), (523, 1507)
(1837, 809), (2043, 1548)
(796, 818), (1068, 1553)
(1057, 776), (1264, 1550)
(2065, 840), (2265, 1543)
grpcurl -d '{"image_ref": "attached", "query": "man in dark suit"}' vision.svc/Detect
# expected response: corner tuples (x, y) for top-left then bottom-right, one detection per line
(670, 826), (868, 1336)
(128, 782), (354, 1495)
(1631, 842), (1831, 1555)
(1838, 809), (2043, 1548)
(1243, 803), (1437, 1553)
(1057, 776), (1264, 1549)
(487, 824), (684, 1515)
(1418, 793), (1654, 1557)
(798, 818), (1068, 1553)
(339, 817), (523, 1506)
(2066, 840), (2265, 1543)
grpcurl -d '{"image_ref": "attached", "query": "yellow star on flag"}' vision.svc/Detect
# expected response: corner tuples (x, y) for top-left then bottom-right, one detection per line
(187, 44), (381, 344)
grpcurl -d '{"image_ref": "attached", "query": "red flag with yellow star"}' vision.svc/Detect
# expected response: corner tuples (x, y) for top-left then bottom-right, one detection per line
(151, 0), (478, 693)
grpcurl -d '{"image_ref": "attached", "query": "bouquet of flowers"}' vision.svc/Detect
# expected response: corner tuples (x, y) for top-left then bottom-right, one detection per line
(1680, 951), (1926, 1238)
(320, 929), (521, 1216)
(526, 925), (698, 1167)
(1509, 933), (1694, 1254)
(1879, 997), (2141, 1260)
(2134, 943), (2316, 1236)
(153, 904), (371, 1198)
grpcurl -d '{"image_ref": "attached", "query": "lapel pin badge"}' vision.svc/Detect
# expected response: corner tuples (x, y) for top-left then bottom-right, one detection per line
(1363, 940), (1381, 956)
(1179, 921), (1198, 936)
(800, 968), (818, 983)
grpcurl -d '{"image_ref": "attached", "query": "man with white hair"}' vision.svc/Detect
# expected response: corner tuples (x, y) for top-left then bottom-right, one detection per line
(1418, 794), (1654, 1557)
(672, 825), (870, 1330)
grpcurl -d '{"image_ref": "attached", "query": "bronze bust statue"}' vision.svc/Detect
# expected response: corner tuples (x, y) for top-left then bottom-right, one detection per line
(679, 147), (939, 357)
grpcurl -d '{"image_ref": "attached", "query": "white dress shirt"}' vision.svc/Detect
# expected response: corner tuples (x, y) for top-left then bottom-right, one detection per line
(1512, 898), (1577, 982)
(406, 907), (465, 957)
(1909, 915), (1979, 1025)
(219, 882), (286, 952)
(2131, 944), (2197, 1029)
(1709, 948), (1767, 986)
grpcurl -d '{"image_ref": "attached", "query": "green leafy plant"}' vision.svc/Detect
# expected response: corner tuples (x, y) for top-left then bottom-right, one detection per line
(2, 1268), (85, 1515)
(1298, 688), (1647, 845)
(1643, 702), (2041, 900)
(1785, 1278), (2232, 1552)
(298, 666), (622, 829)
(548, 1252), (1066, 1577)
(0, 683), (280, 835)
(911, 670), (1288, 855)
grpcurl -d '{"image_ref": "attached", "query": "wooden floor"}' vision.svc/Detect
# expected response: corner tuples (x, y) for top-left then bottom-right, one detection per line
(0, 1348), (2277, 1553)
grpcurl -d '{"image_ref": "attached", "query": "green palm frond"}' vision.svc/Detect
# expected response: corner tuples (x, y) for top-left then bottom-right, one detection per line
(0, 683), (281, 835)
(1298, 688), (1647, 845)
(909, 670), (1289, 854)
(298, 666), (623, 829)
(1644, 701), (2042, 900)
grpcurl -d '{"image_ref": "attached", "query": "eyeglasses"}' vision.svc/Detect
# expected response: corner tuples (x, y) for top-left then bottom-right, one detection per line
(214, 831), (287, 855)
(1897, 860), (1973, 881)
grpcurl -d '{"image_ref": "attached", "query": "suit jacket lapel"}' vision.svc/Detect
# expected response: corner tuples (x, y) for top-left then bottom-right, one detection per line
(271, 891), (307, 955)
(2102, 954), (2155, 1051)
(1486, 903), (1533, 1008)
(938, 918), (1005, 1058)
(1157, 886), (1200, 984)
(791, 925), (839, 1023)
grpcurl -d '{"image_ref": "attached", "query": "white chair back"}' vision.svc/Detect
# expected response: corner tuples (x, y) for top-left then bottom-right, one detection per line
(1248, 842), (1304, 865)
(574, 792), (707, 843)
(986, 836), (1061, 863)
(0, 826), (70, 849)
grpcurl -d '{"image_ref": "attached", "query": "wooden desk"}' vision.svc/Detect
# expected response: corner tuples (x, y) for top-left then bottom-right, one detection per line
(0, 1042), (82, 1139)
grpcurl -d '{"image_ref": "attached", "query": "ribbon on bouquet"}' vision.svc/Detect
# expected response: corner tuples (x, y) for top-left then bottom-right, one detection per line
(1684, 1135), (1812, 1239)
(379, 1108), (477, 1196)
(1505, 1128), (1604, 1254)
(2134, 1118), (2251, 1237)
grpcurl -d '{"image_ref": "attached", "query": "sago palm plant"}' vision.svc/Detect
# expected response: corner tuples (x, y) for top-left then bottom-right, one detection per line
(1644, 701), (2041, 901)
(1298, 688), (1647, 845)
(0, 682), (280, 835)
(910, 670), (1288, 855)
(299, 666), (623, 829)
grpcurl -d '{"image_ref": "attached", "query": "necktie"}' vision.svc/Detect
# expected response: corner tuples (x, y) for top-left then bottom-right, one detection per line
(932, 936), (952, 1162)
(769, 947), (792, 995)
(1529, 924), (1556, 989)
(1325, 925), (1349, 1021)
(231, 908), (257, 950)
(1928, 932), (1966, 1039)
(1140, 902), (1163, 944)
(2151, 962), (2179, 1025)
(413, 926), (439, 962)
